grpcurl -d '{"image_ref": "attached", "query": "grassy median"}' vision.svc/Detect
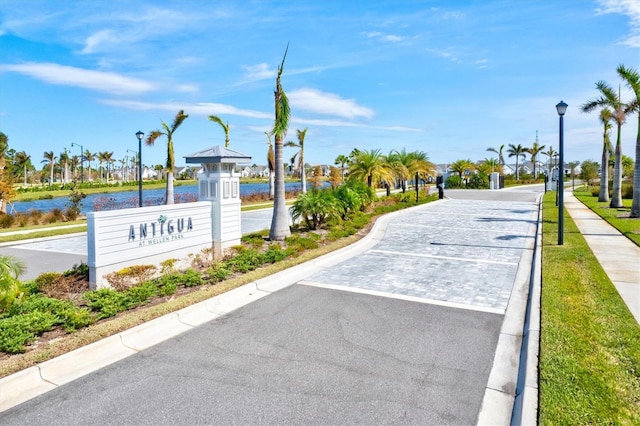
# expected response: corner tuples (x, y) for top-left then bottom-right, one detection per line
(539, 191), (640, 425)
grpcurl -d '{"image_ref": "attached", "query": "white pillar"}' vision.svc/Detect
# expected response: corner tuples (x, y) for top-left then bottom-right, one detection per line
(197, 162), (242, 257)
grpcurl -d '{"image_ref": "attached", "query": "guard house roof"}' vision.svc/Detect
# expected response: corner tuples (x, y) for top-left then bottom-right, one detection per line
(184, 145), (252, 164)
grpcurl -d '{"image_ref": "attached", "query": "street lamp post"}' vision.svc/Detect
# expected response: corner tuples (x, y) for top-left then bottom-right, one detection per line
(71, 142), (84, 184)
(135, 131), (144, 207)
(556, 100), (568, 245)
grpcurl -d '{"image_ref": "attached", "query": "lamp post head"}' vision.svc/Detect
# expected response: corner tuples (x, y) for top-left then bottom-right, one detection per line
(556, 101), (568, 116)
(136, 130), (144, 141)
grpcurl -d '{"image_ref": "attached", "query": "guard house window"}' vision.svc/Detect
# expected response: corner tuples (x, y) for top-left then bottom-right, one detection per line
(223, 181), (230, 198)
(210, 180), (218, 199)
(232, 181), (239, 198)
(199, 181), (208, 198)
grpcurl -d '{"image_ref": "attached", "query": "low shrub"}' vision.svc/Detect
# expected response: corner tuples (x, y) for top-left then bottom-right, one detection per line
(0, 311), (59, 353)
(0, 214), (15, 229)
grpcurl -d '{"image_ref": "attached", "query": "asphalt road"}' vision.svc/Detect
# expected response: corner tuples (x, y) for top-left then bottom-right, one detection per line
(1, 187), (543, 425)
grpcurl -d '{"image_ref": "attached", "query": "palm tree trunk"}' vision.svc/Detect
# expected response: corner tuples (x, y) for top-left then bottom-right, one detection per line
(631, 118), (640, 217)
(515, 158), (520, 180)
(23, 165), (27, 187)
(270, 137), (290, 240)
(301, 163), (307, 194)
(610, 127), (623, 208)
(599, 148), (610, 202)
(166, 171), (175, 205)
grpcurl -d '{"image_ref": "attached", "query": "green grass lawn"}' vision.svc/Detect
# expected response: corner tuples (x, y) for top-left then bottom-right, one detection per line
(573, 187), (640, 247)
(539, 191), (640, 425)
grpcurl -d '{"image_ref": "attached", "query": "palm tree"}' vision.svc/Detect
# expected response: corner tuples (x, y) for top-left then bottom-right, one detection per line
(102, 151), (114, 183)
(387, 149), (412, 192)
(285, 128), (308, 194)
(97, 151), (106, 181)
(347, 148), (392, 188)
(482, 158), (500, 173)
(208, 115), (230, 148)
(617, 64), (640, 218)
(334, 154), (349, 183)
(59, 149), (70, 184)
(450, 159), (474, 178)
(582, 80), (626, 208)
(265, 131), (275, 199)
(84, 150), (95, 181)
(145, 110), (189, 205)
(541, 146), (556, 177)
(70, 155), (80, 181)
(596, 108), (614, 202)
(154, 164), (164, 180)
(14, 151), (30, 187)
(42, 151), (56, 188)
(527, 141), (545, 180)
(486, 145), (505, 172)
(507, 144), (527, 180)
(268, 46), (292, 241)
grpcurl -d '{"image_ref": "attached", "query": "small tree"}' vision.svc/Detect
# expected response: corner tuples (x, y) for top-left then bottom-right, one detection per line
(580, 160), (599, 186)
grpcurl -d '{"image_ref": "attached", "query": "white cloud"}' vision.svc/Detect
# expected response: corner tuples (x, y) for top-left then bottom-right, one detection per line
(361, 31), (418, 43)
(1, 62), (155, 94)
(596, 0), (640, 47)
(242, 63), (276, 82)
(81, 29), (117, 54)
(100, 99), (271, 119)
(288, 88), (374, 119)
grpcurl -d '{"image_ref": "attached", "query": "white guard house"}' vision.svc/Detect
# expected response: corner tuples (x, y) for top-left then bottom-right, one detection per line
(184, 146), (252, 257)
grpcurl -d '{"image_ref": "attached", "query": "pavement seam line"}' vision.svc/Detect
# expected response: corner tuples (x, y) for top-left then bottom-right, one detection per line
(368, 249), (519, 265)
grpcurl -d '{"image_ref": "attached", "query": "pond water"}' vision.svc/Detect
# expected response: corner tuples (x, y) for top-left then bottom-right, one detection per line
(10, 182), (318, 214)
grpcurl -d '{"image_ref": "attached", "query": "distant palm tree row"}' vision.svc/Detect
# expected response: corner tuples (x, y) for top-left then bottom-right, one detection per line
(484, 140), (550, 182)
(331, 148), (435, 192)
(582, 64), (639, 218)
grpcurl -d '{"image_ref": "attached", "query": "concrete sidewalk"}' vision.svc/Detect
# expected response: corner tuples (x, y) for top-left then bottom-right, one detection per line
(564, 192), (640, 324)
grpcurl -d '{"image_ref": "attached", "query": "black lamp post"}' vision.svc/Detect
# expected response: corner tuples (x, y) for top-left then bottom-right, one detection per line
(556, 100), (568, 245)
(71, 142), (84, 184)
(135, 131), (144, 207)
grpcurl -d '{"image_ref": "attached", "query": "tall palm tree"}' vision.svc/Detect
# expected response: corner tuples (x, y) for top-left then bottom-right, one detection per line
(84, 150), (95, 181)
(541, 146), (557, 177)
(59, 149), (70, 184)
(70, 155), (80, 180)
(42, 151), (56, 188)
(145, 110), (189, 205)
(582, 80), (626, 208)
(507, 143), (527, 180)
(285, 128), (308, 193)
(617, 64), (640, 218)
(269, 46), (291, 241)
(97, 151), (106, 181)
(486, 145), (505, 173)
(527, 141), (545, 180)
(14, 151), (30, 187)
(208, 115), (230, 148)
(334, 154), (349, 183)
(596, 108), (614, 202)
(347, 148), (392, 188)
(102, 151), (114, 183)
(265, 131), (275, 199)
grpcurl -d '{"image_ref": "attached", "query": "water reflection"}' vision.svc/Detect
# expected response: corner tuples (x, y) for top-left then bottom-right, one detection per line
(12, 182), (314, 214)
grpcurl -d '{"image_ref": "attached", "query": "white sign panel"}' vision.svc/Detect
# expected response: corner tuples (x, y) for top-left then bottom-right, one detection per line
(87, 202), (213, 288)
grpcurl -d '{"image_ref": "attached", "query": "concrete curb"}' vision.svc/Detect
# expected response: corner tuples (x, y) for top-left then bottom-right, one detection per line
(0, 199), (419, 413)
(477, 194), (541, 425)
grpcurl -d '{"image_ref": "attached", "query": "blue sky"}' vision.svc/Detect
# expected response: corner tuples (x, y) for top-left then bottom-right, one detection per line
(1, 0), (639, 171)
